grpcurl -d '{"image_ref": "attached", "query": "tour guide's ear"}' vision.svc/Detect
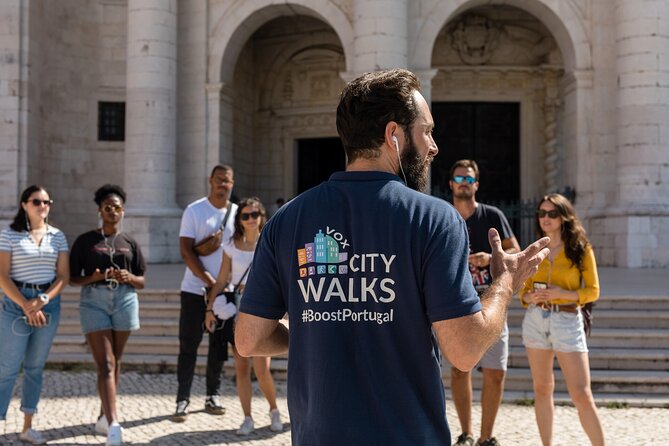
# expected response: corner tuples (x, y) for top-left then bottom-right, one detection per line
(384, 121), (401, 151)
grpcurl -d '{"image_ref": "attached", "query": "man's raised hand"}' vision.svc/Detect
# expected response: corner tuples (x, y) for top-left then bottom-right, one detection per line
(488, 228), (550, 293)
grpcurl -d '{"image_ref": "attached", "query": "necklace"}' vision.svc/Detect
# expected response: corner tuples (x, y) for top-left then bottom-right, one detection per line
(548, 242), (563, 262)
(242, 233), (258, 245)
(30, 225), (48, 256)
(101, 229), (121, 264)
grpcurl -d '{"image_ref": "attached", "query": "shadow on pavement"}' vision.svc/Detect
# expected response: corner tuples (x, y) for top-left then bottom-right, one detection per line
(6, 412), (291, 445)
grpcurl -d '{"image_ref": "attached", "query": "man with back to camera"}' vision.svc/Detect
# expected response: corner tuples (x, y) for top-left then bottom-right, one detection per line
(449, 159), (521, 446)
(172, 165), (238, 422)
(234, 69), (549, 445)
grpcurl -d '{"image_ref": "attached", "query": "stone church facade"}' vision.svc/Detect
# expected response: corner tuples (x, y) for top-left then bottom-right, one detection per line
(1, 0), (668, 267)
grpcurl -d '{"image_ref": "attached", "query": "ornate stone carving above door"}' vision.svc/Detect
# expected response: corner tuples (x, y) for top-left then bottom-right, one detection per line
(434, 8), (563, 67)
(450, 15), (502, 65)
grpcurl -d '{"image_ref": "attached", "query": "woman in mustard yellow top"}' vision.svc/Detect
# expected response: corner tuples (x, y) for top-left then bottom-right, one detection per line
(519, 194), (605, 446)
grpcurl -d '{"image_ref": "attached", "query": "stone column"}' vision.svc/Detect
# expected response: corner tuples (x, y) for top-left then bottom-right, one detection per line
(124, 0), (181, 262)
(0, 0), (28, 226)
(351, 0), (409, 73)
(611, 0), (669, 266)
(541, 69), (562, 193)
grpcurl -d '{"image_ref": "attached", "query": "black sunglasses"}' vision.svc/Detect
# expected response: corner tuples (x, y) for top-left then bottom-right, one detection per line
(536, 209), (560, 219)
(30, 199), (53, 207)
(240, 211), (261, 221)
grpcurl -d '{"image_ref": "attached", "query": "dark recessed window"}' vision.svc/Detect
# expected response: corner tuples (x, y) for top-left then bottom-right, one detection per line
(98, 102), (125, 141)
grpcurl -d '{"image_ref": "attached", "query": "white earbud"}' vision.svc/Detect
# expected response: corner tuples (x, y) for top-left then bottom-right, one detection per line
(392, 135), (399, 152)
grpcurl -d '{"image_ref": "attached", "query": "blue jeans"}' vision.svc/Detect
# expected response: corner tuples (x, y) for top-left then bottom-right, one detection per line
(0, 289), (61, 420)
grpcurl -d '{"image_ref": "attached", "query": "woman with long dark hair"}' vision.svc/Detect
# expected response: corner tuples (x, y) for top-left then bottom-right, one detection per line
(0, 185), (69, 445)
(205, 197), (283, 436)
(519, 193), (605, 445)
(69, 184), (146, 446)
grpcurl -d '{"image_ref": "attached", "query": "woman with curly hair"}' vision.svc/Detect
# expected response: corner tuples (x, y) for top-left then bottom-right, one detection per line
(69, 184), (146, 446)
(0, 185), (69, 445)
(205, 197), (283, 436)
(519, 193), (604, 446)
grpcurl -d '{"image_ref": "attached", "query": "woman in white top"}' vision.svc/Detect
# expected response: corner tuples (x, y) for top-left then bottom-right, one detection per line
(0, 185), (69, 445)
(206, 197), (283, 436)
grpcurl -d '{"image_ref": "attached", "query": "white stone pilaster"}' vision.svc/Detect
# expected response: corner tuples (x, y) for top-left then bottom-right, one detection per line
(176, 0), (208, 207)
(602, 0), (669, 267)
(352, 0), (408, 73)
(0, 0), (27, 225)
(616, 0), (669, 208)
(124, 0), (181, 262)
(413, 68), (438, 106)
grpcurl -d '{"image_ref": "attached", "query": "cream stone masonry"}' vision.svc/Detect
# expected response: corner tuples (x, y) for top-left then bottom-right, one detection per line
(0, 0), (24, 225)
(124, 0), (181, 262)
(1, 0), (668, 266)
(352, 0), (408, 72)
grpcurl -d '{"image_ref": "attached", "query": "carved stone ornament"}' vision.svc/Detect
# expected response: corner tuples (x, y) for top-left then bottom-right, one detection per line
(450, 15), (501, 65)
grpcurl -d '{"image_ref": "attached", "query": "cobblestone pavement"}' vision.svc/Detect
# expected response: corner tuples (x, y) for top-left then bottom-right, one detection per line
(1, 371), (667, 445)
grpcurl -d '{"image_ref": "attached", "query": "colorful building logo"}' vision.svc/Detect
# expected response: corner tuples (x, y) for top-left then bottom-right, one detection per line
(298, 229), (349, 277)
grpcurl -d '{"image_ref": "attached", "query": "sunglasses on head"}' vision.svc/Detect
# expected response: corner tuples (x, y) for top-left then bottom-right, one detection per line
(30, 199), (53, 207)
(102, 204), (124, 213)
(452, 175), (477, 185)
(536, 209), (560, 219)
(240, 211), (260, 221)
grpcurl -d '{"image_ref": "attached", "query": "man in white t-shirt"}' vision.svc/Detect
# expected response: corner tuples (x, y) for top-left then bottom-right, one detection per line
(171, 164), (238, 422)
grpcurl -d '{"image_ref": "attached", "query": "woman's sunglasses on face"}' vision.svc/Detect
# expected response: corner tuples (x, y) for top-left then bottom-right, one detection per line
(240, 211), (261, 221)
(452, 175), (477, 185)
(536, 209), (560, 219)
(102, 204), (124, 213)
(30, 199), (53, 207)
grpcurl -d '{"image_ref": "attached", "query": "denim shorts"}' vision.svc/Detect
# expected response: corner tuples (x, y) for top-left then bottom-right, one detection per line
(79, 284), (140, 334)
(522, 305), (588, 353)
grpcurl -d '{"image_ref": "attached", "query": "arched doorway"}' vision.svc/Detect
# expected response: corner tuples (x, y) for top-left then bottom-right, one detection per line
(209, 3), (351, 204)
(428, 4), (566, 245)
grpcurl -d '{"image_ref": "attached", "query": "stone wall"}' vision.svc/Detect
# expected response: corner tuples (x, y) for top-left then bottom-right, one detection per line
(0, 0), (667, 266)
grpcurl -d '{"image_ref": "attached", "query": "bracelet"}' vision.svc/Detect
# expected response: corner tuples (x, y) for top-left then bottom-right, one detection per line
(206, 309), (214, 314)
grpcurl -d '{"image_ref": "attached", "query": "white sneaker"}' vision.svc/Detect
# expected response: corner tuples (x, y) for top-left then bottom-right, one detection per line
(19, 428), (47, 445)
(236, 416), (254, 435)
(95, 415), (109, 435)
(106, 422), (123, 446)
(269, 408), (283, 432)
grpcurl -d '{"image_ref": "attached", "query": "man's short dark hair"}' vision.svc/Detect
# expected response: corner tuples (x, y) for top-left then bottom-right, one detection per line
(336, 69), (421, 163)
(449, 159), (480, 180)
(210, 164), (233, 178)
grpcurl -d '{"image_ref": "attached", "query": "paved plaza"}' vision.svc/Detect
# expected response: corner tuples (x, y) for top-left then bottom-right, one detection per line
(0, 370), (667, 445)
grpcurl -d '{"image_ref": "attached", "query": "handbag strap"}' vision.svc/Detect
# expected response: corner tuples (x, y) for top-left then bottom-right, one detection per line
(219, 202), (233, 232)
(233, 263), (252, 292)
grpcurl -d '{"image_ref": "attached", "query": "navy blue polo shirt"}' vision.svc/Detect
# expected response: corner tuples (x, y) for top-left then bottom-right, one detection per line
(241, 171), (481, 446)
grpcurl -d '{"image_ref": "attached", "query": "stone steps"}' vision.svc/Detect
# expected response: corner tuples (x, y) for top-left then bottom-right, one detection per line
(46, 290), (669, 405)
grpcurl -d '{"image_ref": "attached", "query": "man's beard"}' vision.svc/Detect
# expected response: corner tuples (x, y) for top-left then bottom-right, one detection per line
(453, 187), (474, 200)
(400, 136), (430, 192)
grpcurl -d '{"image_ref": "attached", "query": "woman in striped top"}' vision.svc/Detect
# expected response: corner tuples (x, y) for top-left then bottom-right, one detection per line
(0, 185), (69, 445)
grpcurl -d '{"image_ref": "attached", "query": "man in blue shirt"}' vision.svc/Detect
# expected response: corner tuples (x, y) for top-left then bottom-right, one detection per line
(236, 69), (549, 446)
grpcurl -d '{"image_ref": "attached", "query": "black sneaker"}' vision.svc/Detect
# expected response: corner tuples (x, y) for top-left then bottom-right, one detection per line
(204, 395), (225, 415)
(477, 438), (500, 446)
(171, 400), (188, 422)
(454, 433), (475, 446)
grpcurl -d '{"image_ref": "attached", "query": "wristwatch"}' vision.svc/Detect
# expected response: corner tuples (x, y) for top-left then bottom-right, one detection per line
(38, 293), (49, 304)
